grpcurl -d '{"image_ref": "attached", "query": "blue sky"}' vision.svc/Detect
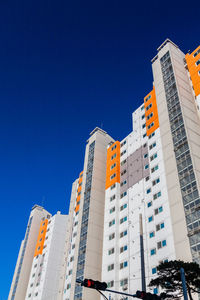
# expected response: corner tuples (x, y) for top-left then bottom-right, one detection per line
(0, 0), (199, 298)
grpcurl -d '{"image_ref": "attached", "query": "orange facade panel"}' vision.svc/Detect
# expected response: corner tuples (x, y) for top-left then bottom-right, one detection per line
(75, 171), (83, 213)
(185, 46), (200, 97)
(144, 86), (159, 136)
(75, 204), (80, 213)
(34, 219), (48, 257)
(105, 141), (120, 190)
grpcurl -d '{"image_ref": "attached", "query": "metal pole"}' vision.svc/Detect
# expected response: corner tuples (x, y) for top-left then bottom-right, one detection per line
(139, 214), (146, 291)
(180, 268), (188, 300)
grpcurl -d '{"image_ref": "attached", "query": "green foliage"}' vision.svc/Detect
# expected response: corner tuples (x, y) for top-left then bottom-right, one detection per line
(149, 260), (200, 300)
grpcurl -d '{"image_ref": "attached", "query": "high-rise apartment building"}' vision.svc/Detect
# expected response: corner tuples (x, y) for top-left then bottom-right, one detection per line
(62, 128), (114, 300)
(8, 205), (51, 300)
(101, 39), (200, 297)
(9, 207), (68, 300)
(25, 211), (68, 299)
(9, 39), (200, 300)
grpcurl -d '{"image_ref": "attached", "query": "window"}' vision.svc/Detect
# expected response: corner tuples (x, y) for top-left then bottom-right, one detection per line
(121, 140), (127, 147)
(143, 143), (147, 148)
(28, 294), (31, 298)
(157, 239), (167, 249)
(147, 201), (152, 208)
(141, 105), (145, 110)
(67, 284), (71, 289)
(143, 133), (147, 138)
(108, 248), (115, 255)
(111, 183), (116, 190)
(120, 278), (128, 286)
(121, 169), (127, 176)
(107, 280), (114, 288)
(145, 94), (151, 102)
(196, 59), (200, 66)
(111, 163), (116, 170)
(120, 191), (127, 198)
(146, 188), (151, 194)
(109, 233), (115, 240)
(154, 288), (158, 294)
(147, 122), (154, 130)
(120, 245), (128, 253)
(193, 48), (200, 57)
(156, 222), (165, 231)
(109, 219), (115, 227)
(154, 206), (163, 215)
(110, 207), (115, 214)
(149, 132), (155, 139)
(121, 159), (127, 166)
(142, 123), (146, 129)
(111, 153), (117, 160)
(111, 144), (117, 151)
(32, 273), (35, 278)
(148, 215), (153, 222)
(121, 150), (127, 156)
(153, 191), (161, 200)
(151, 248), (156, 256)
(151, 165), (159, 173)
(149, 231), (155, 238)
(70, 256), (74, 262)
(144, 164), (149, 169)
(120, 216), (127, 224)
(120, 261), (128, 269)
(150, 153), (157, 161)
(142, 114), (145, 119)
(34, 264), (37, 268)
(72, 244), (75, 249)
(149, 142), (156, 150)
(120, 180), (127, 187)
(120, 230), (127, 238)
(144, 153), (148, 158)
(108, 264), (114, 271)
(110, 173), (116, 180)
(147, 112), (153, 120)
(120, 203), (127, 211)
(69, 269), (72, 275)
(146, 103), (152, 111)
(30, 283), (33, 287)
(110, 195), (116, 202)
(152, 267), (157, 274)
(152, 178), (160, 186)
(145, 176), (150, 182)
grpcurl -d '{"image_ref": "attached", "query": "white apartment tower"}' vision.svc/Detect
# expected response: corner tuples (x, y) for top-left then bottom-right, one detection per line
(101, 39), (200, 298)
(9, 207), (68, 300)
(25, 211), (68, 300)
(8, 205), (51, 300)
(62, 128), (114, 300)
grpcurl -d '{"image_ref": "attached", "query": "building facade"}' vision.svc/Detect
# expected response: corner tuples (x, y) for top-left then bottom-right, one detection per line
(8, 205), (51, 300)
(101, 39), (200, 298)
(9, 40), (200, 300)
(62, 127), (114, 300)
(25, 211), (68, 300)
(9, 207), (68, 300)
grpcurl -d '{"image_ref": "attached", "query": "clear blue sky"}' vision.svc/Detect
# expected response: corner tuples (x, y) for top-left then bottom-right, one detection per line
(0, 0), (199, 298)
